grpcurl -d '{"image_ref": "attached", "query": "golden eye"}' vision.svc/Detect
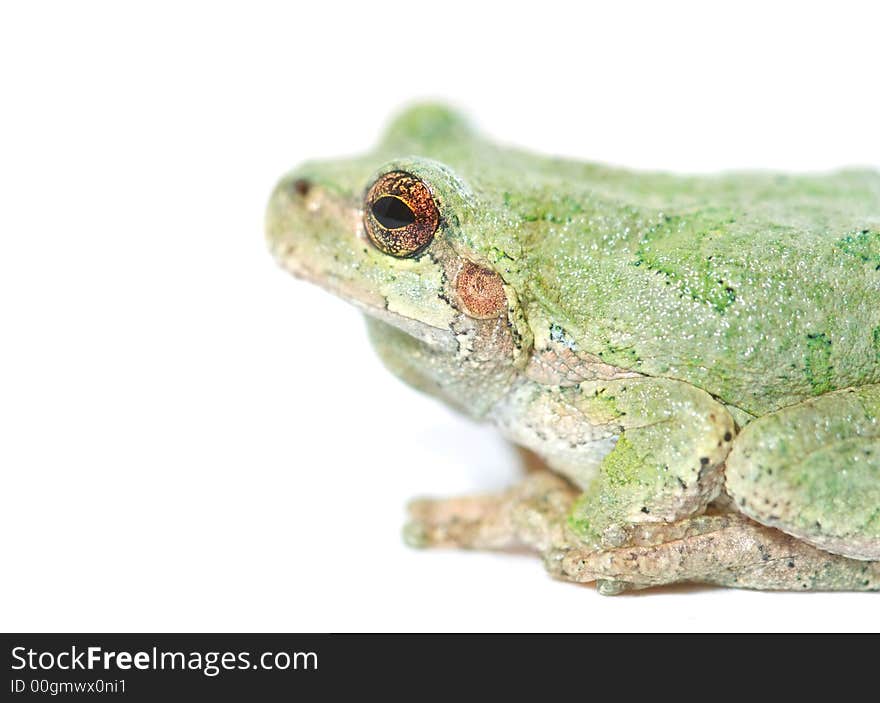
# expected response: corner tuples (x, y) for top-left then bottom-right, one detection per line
(364, 171), (439, 258)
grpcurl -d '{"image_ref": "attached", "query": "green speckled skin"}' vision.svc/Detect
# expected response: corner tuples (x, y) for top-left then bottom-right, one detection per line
(727, 386), (880, 559)
(267, 105), (880, 592)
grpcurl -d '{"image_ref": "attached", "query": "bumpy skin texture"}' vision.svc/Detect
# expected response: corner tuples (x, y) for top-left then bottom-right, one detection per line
(267, 104), (880, 593)
(726, 386), (880, 559)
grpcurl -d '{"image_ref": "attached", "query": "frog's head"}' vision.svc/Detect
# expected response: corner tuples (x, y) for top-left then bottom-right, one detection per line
(266, 104), (533, 416)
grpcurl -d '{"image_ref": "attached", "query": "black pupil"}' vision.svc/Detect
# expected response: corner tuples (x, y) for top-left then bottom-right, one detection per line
(372, 196), (416, 229)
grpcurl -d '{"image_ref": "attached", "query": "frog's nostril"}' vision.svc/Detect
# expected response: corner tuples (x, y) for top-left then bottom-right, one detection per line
(292, 178), (311, 197)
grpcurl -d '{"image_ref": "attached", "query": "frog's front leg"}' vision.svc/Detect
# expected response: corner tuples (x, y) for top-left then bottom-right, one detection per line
(494, 377), (736, 551)
(404, 472), (578, 552)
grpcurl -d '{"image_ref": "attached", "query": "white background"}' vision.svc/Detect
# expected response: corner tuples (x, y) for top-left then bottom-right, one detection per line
(2, 1), (879, 633)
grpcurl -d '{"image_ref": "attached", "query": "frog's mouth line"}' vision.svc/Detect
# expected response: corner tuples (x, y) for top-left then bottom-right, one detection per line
(274, 248), (459, 353)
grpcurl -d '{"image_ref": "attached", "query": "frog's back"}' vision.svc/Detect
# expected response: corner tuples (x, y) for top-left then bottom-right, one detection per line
(377, 106), (880, 414)
(508, 164), (880, 415)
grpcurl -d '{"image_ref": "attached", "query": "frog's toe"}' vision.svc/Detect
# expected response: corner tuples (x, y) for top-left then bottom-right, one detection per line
(402, 520), (429, 549)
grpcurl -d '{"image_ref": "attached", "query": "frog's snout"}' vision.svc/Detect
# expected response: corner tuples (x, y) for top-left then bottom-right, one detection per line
(266, 174), (307, 265)
(267, 175), (317, 247)
(265, 169), (364, 282)
(269, 174), (315, 223)
(290, 177), (312, 198)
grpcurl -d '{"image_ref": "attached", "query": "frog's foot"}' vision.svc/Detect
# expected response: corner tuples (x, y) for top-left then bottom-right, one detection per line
(404, 472), (578, 552)
(549, 512), (880, 594)
(726, 384), (880, 560)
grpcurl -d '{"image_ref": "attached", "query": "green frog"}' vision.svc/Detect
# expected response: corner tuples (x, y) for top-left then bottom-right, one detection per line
(266, 104), (880, 594)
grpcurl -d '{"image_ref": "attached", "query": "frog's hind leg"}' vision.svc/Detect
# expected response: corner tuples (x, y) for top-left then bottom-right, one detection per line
(725, 385), (880, 560)
(405, 474), (880, 594)
(553, 512), (880, 594)
(404, 472), (578, 552)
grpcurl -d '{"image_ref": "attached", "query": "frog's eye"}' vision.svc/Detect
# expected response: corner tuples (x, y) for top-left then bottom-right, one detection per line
(364, 171), (439, 258)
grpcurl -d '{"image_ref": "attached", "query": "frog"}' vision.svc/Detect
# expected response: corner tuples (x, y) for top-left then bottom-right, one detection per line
(265, 104), (880, 594)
